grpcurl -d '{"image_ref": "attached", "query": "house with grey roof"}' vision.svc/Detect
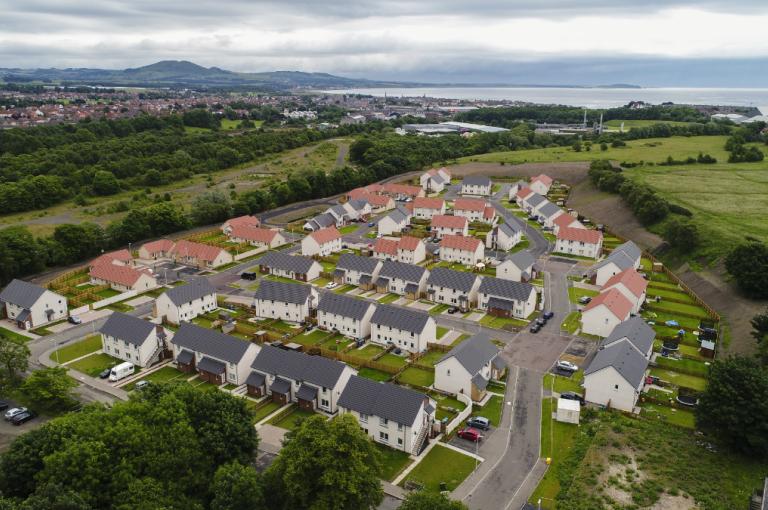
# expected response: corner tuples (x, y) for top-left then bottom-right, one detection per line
(100, 312), (170, 368)
(434, 334), (505, 401)
(328, 204), (353, 226)
(507, 179), (530, 200)
(377, 208), (409, 236)
(171, 323), (259, 386)
(333, 253), (382, 290)
(478, 277), (537, 319)
(523, 192), (547, 214)
(338, 375), (436, 453)
(375, 260), (429, 299)
(0, 279), (67, 330)
(255, 251), (322, 282)
(253, 280), (318, 324)
(497, 250), (537, 282)
(317, 292), (376, 341)
(426, 267), (481, 311)
(370, 304), (435, 353)
(486, 221), (522, 251)
(303, 212), (337, 232)
(461, 175), (492, 196)
(600, 316), (655, 360)
(153, 277), (217, 325)
(588, 240), (642, 286)
(346, 199), (372, 220)
(246, 344), (355, 413)
(537, 201), (564, 228)
(583, 338), (649, 413)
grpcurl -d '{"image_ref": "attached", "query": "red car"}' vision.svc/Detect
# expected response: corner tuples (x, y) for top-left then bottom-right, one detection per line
(457, 427), (482, 442)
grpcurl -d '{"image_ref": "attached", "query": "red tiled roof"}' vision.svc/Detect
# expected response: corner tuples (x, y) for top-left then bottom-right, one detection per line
(224, 215), (260, 229)
(583, 288), (633, 320)
(310, 226), (341, 245)
(91, 249), (132, 267)
(347, 188), (368, 200)
(383, 183), (421, 197)
(397, 236), (421, 251)
(431, 215), (468, 229)
(516, 187), (533, 200)
(413, 197), (445, 210)
(483, 206), (496, 220)
(374, 238), (399, 255)
(531, 174), (553, 186)
(90, 263), (152, 287)
(365, 194), (392, 207)
(453, 198), (487, 212)
(557, 227), (603, 244)
(141, 239), (174, 253)
(171, 240), (225, 262)
(554, 214), (579, 229)
(229, 225), (278, 244)
(441, 234), (482, 251)
(364, 184), (384, 193)
(603, 269), (648, 298)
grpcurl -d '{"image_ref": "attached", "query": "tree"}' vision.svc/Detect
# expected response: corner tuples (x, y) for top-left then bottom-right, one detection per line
(264, 414), (383, 510)
(696, 356), (768, 455)
(398, 492), (468, 510)
(92, 171), (120, 196)
(0, 334), (30, 387)
(663, 217), (699, 253)
(190, 191), (232, 226)
(51, 223), (106, 265)
(210, 462), (264, 510)
(21, 367), (78, 411)
(20, 482), (92, 510)
(725, 241), (768, 298)
(751, 309), (768, 365)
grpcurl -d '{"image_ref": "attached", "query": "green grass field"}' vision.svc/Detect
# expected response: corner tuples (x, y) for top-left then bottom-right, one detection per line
(474, 395), (504, 427)
(378, 293), (400, 304)
(639, 402), (696, 429)
(649, 368), (707, 391)
(0, 326), (32, 343)
(543, 371), (584, 395)
(479, 314), (529, 329)
(560, 311), (581, 334)
(397, 367), (434, 388)
(251, 400), (283, 423)
(67, 352), (122, 377)
(567, 286), (599, 304)
(530, 398), (580, 506)
(123, 366), (186, 391)
(375, 444), (413, 482)
(401, 445), (477, 492)
(357, 367), (392, 382)
(603, 119), (693, 129)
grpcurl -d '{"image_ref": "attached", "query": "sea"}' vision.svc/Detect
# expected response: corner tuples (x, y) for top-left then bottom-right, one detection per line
(323, 87), (768, 113)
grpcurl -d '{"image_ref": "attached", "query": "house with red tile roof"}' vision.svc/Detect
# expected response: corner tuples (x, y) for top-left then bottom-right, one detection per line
(514, 187), (534, 206)
(553, 213), (585, 235)
(530, 174), (554, 195)
(138, 239), (175, 260)
(440, 235), (485, 265)
(413, 197), (446, 220)
(301, 226), (342, 257)
(363, 193), (395, 212)
(602, 269), (648, 313)
(90, 249), (133, 269)
(373, 236), (425, 264)
(89, 263), (157, 292)
(227, 225), (286, 249)
(580, 288), (633, 338)
(221, 215), (260, 234)
(170, 240), (234, 269)
(453, 198), (495, 224)
(430, 215), (469, 239)
(372, 238), (399, 261)
(555, 227), (603, 259)
(381, 183), (424, 200)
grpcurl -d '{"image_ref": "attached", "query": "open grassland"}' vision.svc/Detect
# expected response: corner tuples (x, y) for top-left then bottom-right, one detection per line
(603, 119), (693, 129)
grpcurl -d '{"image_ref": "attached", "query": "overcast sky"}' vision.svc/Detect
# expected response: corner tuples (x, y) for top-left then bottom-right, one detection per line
(2, 0), (768, 85)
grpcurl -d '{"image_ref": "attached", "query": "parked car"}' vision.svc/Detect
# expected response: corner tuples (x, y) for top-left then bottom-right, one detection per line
(98, 368), (111, 379)
(543, 311), (554, 320)
(530, 324), (540, 333)
(447, 307), (459, 314)
(10, 411), (35, 426)
(466, 416), (491, 430)
(556, 360), (579, 372)
(367, 222), (375, 227)
(241, 272), (257, 280)
(0, 401), (8, 411)
(325, 282), (338, 289)
(578, 296), (592, 305)
(4, 407), (28, 421)
(68, 316), (82, 325)
(457, 427), (482, 442)
(135, 380), (150, 391)
(536, 317), (546, 326)
(559, 392), (585, 404)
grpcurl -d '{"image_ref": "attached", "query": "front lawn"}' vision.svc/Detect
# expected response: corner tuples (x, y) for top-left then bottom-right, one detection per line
(50, 334), (102, 363)
(311, 277), (331, 287)
(0, 326), (32, 343)
(479, 314), (528, 329)
(397, 367), (434, 388)
(436, 326), (449, 339)
(543, 371), (584, 395)
(401, 445), (477, 492)
(334, 284), (357, 294)
(268, 407), (317, 431)
(475, 395), (504, 427)
(378, 293), (400, 304)
(560, 311), (581, 334)
(123, 366), (185, 390)
(95, 288), (121, 299)
(429, 303), (450, 315)
(567, 286), (599, 304)
(252, 400), (283, 423)
(376, 444), (414, 482)
(67, 352), (123, 377)
(428, 391), (468, 411)
(339, 225), (360, 235)
(358, 367), (392, 382)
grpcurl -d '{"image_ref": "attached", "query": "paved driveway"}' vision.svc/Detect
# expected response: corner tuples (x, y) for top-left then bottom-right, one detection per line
(503, 331), (573, 373)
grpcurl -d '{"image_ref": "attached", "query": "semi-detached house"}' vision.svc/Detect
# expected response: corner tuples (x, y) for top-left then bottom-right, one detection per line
(420, 167), (451, 193)
(373, 236), (425, 264)
(371, 304), (435, 353)
(460, 175), (492, 196)
(253, 280), (317, 324)
(453, 198), (495, 224)
(537, 202), (564, 229)
(0, 279), (68, 330)
(581, 288), (633, 338)
(426, 267), (481, 311)
(172, 323), (260, 386)
(553, 213), (584, 235)
(317, 292), (376, 341)
(154, 277), (217, 325)
(339, 375), (436, 453)
(246, 344), (355, 413)
(412, 197), (446, 220)
(221, 215), (260, 234)
(588, 241), (642, 286)
(430, 215), (468, 239)
(377, 208), (409, 236)
(529, 174), (554, 195)
(486, 221), (522, 251)
(602, 268), (648, 314)
(100, 311), (169, 368)
(555, 227), (604, 259)
(440, 235), (485, 265)
(478, 277), (537, 319)
(301, 226), (342, 257)
(434, 333), (505, 402)
(226, 225), (286, 249)
(375, 260), (429, 299)
(333, 253), (382, 290)
(523, 192), (547, 214)
(255, 251), (322, 282)
(89, 263), (157, 292)
(138, 239), (175, 260)
(496, 250), (537, 283)
(171, 240), (233, 269)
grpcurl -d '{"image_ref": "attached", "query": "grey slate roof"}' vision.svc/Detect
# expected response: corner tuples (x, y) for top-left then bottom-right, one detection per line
(538, 202), (561, 219)
(197, 356), (226, 375)
(270, 377), (291, 394)
(385, 209), (407, 225)
(525, 193), (546, 208)
(505, 250), (536, 271)
(492, 356), (506, 371)
(330, 204), (350, 219)
(378, 260), (427, 283)
(479, 277), (535, 301)
(427, 267), (478, 293)
(311, 213), (336, 230)
(336, 253), (380, 275)
(437, 333), (499, 375)
(487, 296), (516, 311)
(317, 292), (373, 321)
(395, 204), (411, 217)
(371, 304), (431, 334)
(498, 221), (521, 237)
(296, 383), (318, 401)
(348, 199), (369, 212)
(0, 279), (48, 308)
(472, 373), (489, 391)
(172, 323), (251, 364)
(246, 371), (266, 387)
(601, 317), (655, 355)
(462, 175), (492, 187)
(253, 280), (312, 305)
(177, 349), (194, 365)
(251, 344), (346, 388)
(100, 312), (155, 347)
(585, 340), (649, 388)
(590, 240), (641, 273)
(338, 375), (428, 426)
(256, 251), (318, 275)
(163, 277), (216, 306)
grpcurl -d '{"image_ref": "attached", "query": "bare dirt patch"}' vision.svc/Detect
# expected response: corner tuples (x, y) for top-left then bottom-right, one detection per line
(448, 161), (591, 184)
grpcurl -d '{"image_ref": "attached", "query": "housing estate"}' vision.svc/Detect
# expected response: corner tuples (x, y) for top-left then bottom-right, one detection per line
(460, 175), (492, 196)
(439, 235), (485, 265)
(301, 226), (342, 257)
(453, 198), (495, 224)
(170, 240), (234, 269)
(100, 312), (169, 368)
(426, 267), (481, 312)
(317, 292), (377, 341)
(375, 260), (429, 299)
(486, 221), (522, 251)
(430, 215), (469, 239)
(154, 277), (217, 325)
(496, 251), (537, 282)
(555, 227), (604, 259)
(412, 197), (446, 219)
(370, 304), (435, 353)
(255, 251), (322, 282)
(588, 240), (642, 286)
(253, 280), (317, 324)
(478, 277), (537, 319)
(333, 253), (382, 289)
(434, 333), (505, 401)
(580, 288), (633, 337)
(0, 279), (68, 330)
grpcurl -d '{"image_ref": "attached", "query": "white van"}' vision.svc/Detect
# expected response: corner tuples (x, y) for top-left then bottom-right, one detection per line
(109, 362), (135, 382)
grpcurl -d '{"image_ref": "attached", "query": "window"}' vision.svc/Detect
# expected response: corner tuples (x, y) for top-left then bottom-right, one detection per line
(379, 432), (389, 442)
(614, 384), (619, 390)
(397, 423), (403, 432)
(321, 399), (329, 408)
(360, 413), (368, 423)
(379, 417), (388, 427)
(397, 438), (403, 446)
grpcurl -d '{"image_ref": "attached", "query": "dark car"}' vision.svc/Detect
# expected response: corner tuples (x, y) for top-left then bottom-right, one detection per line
(447, 307), (459, 314)
(559, 392), (585, 404)
(367, 222), (375, 227)
(68, 316), (82, 325)
(0, 401), (8, 411)
(543, 311), (554, 320)
(529, 324), (540, 333)
(241, 272), (257, 281)
(457, 427), (482, 442)
(536, 317), (546, 326)
(10, 411), (35, 426)
(99, 368), (111, 379)
(466, 416), (491, 430)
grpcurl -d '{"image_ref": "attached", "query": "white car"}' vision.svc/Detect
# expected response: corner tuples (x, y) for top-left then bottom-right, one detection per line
(556, 360), (579, 372)
(325, 282), (338, 289)
(4, 407), (27, 421)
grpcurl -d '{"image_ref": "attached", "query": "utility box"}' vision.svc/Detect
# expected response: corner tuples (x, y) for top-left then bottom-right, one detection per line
(556, 397), (580, 425)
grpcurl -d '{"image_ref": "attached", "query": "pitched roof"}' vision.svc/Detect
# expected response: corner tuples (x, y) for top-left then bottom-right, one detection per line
(224, 215), (260, 229)
(172, 323), (252, 364)
(441, 234), (482, 252)
(413, 197), (445, 210)
(554, 214), (579, 229)
(372, 304), (431, 333)
(256, 251), (318, 275)
(141, 239), (175, 253)
(317, 292), (374, 320)
(601, 316), (655, 355)
(91, 249), (132, 267)
(162, 277), (216, 306)
(427, 267), (479, 293)
(557, 227), (603, 244)
(603, 269), (648, 298)
(170, 240), (225, 262)
(336, 253), (381, 274)
(437, 333), (499, 374)
(583, 288), (633, 320)
(365, 194), (393, 207)
(483, 206), (496, 220)
(100, 312), (156, 346)
(585, 340), (649, 388)
(531, 174), (553, 186)
(538, 202), (562, 219)
(348, 199), (369, 211)
(251, 344), (347, 388)
(384, 208), (408, 225)
(453, 198), (487, 212)
(373, 238), (399, 256)
(497, 221), (521, 237)
(431, 215), (467, 229)
(505, 250), (536, 270)
(90, 263), (152, 287)
(229, 225), (278, 244)
(253, 280), (313, 305)
(516, 187), (533, 200)
(462, 175), (492, 187)
(338, 375), (428, 425)
(591, 241), (642, 273)
(0, 279), (49, 308)
(397, 236), (422, 251)
(378, 260), (427, 283)
(383, 183), (421, 197)
(479, 276), (535, 301)
(309, 212), (337, 230)
(525, 193), (546, 207)
(309, 226), (341, 245)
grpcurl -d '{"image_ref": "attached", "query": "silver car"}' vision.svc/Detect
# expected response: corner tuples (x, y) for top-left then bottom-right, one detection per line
(4, 407), (28, 421)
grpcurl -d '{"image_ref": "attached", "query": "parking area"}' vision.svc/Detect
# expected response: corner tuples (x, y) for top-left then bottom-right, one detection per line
(502, 330), (573, 372)
(0, 400), (45, 450)
(448, 423), (497, 455)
